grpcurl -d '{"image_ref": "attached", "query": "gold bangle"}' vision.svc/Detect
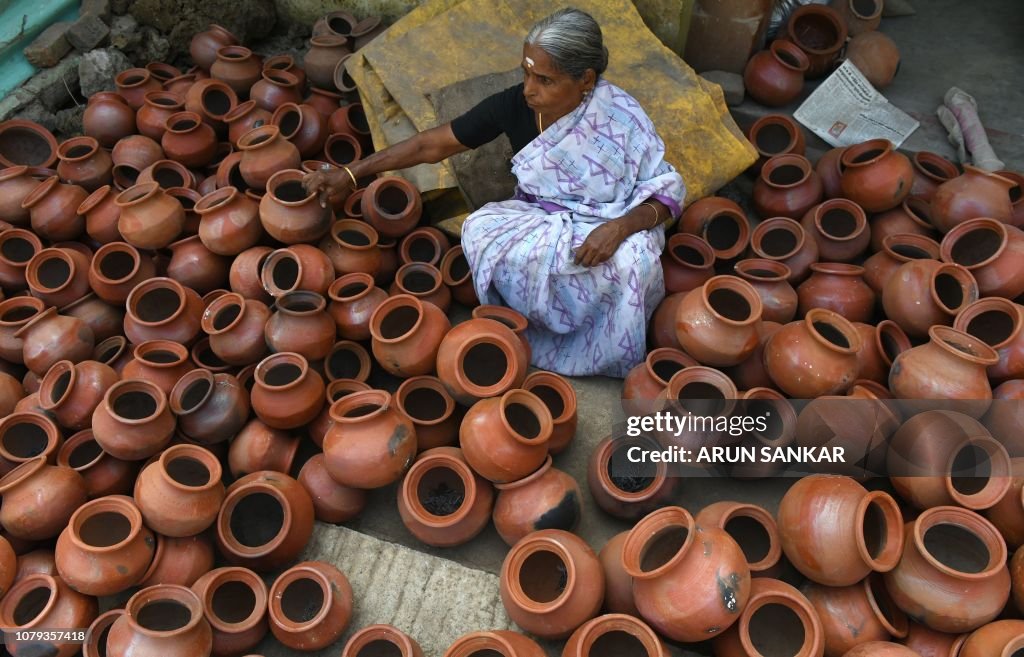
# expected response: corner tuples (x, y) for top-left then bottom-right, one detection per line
(640, 201), (661, 229)
(340, 165), (359, 189)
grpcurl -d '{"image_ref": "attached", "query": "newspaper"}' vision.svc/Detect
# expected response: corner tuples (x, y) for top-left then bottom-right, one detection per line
(794, 60), (920, 148)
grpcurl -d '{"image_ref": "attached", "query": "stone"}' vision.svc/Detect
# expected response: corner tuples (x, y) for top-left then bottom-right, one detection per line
(67, 14), (111, 52)
(130, 0), (276, 61)
(108, 15), (141, 52)
(0, 55), (83, 121)
(132, 27), (171, 65)
(79, 48), (132, 97)
(701, 70), (745, 107)
(12, 102), (58, 134)
(55, 105), (86, 139)
(23, 21), (73, 68)
(82, 0), (114, 24)
(111, 0), (132, 15)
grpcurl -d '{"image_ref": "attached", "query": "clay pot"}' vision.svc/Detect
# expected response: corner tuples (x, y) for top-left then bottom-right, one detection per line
(209, 45), (261, 97)
(695, 501), (782, 577)
(121, 340), (191, 395)
(778, 474), (903, 586)
(394, 375), (458, 450)
(224, 101), (272, 150)
(351, 16), (386, 50)
(621, 347), (696, 415)
(764, 308), (862, 397)
(460, 389), (552, 484)
(163, 72), (198, 96)
(882, 259), (976, 338)
(800, 198), (870, 262)
(215, 470), (315, 571)
(678, 197), (750, 261)
(134, 443), (224, 537)
(189, 567), (268, 657)
(586, 433), (676, 521)
(259, 168), (332, 243)
(675, 275), (763, 367)
(114, 182), (184, 250)
(193, 186), (262, 256)
(0, 228), (43, 291)
(955, 297), (1024, 383)
(201, 292), (270, 366)
(124, 277), (204, 346)
(999, 170), (1024, 228)
(785, 4), (848, 77)
(266, 561), (352, 650)
(272, 102), (328, 159)
(137, 533), (214, 588)
(713, 578), (824, 657)
(37, 359), (118, 432)
(54, 494), (154, 596)
(297, 452), (366, 522)
(106, 585), (213, 657)
(744, 39), (809, 107)
(399, 226), (451, 267)
(56, 429), (137, 498)
(115, 68), (162, 110)
(24, 247), (88, 309)
(661, 233), (715, 294)
(902, 623), (967, 657)
(305, 87), (343, 118)
(315, 10), (357, 37)
(440, 245), (478, 307)
(889, 326), (998, 414)
(471, 305), (532, 364)
(56, 136), (113, 192)
(90, 336), (129, 376)
(164, 235), (229, 294)
(797, 262), (875, 322)
(0, 573), (98, 657)
(500, 529), (604, 640)
(60, 293), (122, 344)
(261, 245), (334, 297)
(77, 185), (121, 243)
(840, 140), (914, 213)
(376, 238), (400, 286)
(802, 575), (907, 657)
(493, 455), (580, 546)
(304, 35), (351, 90)
(0, 412), (61, 477)
(564, 614), (667, 657)
(522, 371), (577, 455)
(322, 342), (370, 385)
(0, 372), (22, 417)
(237, 125), (301, 191)
(228, 419), (299, 477)
(184, 78), (239, 133)
(941, 217), (1024, 299)
(749, 216), (819, 283)
(445, 630), (544, 657)
(0, 165), (44, 227)
(11, 548), (56, 581)
(83, 92), (136, 149)
(169, 369), (249, 443)
(328, 103), (373, 148)
(82, 608), (124, 657)
(324, 133), (362, 170)
(734, 259), (798, 324)
(136, 91), (184, 142)
(342, 186), (365, 217)
(251, 352), (325, 429)
(397, 446), (493, 546)
(0, 120), (58, 170)
(853, 320), (911, 386)
(832, 0), (882, 35)
(983, 381), (1024, 457)
(871, 197), (941, 253)
(264, 54), (306, 87)
(597, 532), (638, 616)
(931, 165), (1016, 232)
(161, 111), (218, 169)
(342, 625), (425, 657)
(0, 457), (87, 540)
(959, 621), (1024, 657)
(327, 273), (387, 341)
(436, 317), (528, 406)
(111, 135), (164, 189)
(21, 175), (87, 241)
(884, 506), (1010, 633)
(190, 23), (238, 70)
(622, 506), (749, 642)
(136, 161), (195, 193)
(319, 220), (380, 279)
(863, 233), (941, 295)
(362, 176), (423, 239)
(323, 389), (417, 488)
(910, 152), (959, 201)
(91, 378), (175, 461)
(263, 291), (336, 361)
(229, 245), (273, 302)
(14, 307), (94, 376)
(369, 294), (451, 377)
(754, 154), (824, 219)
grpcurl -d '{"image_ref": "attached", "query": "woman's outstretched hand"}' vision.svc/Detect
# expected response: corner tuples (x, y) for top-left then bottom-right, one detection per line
(574, 222), (627, 267)
(302, 167), (354, 209)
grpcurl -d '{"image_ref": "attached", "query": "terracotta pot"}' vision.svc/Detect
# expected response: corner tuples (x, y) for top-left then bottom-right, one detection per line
(621, 347), (696, 416)
(658, 366), (740, 450)
(328, 103), (373, 147)
(494, 455), (580, 546)
(436, 317), (528, 406)
(734, 259), (797, 324)
(83, 92), (136, 149)
(802, 574), (907, 657)
(622, 506), (749, 642)
(37, 359), (117, 432)
(305, 87), (343, 118)
(902, 622), (967, 657)
(661, 233), (715, 293)
(747, 114), (807, 173)
(163, 72), (198, 96)
(586, 435), (676, 519)
(398, 226), (451, 267)
(523, 371), (577, 455)
(11, 547), (56, 580)
(21, 175), (87, 241)
(135, 91), (184, 142)
(107, 584), (213, 657)
(201, 292), (270, 366)
(890, 326), (998, 415)
(215, 470), (315, 571)
(675, 275), (763, 367)
(471, 305), (532, 364)
(224, 100), (272, 148)
(940, 217), (1024, 299)
(261, 245), (334, 297)
(121, 340), (192, 395)
(764, 308), (862, 397)
(500, 529), (603, 640)
(77, 185), (122, 243)
(115, 68), (162, 110)
(749, 216), (819, 283)
(169, 369), (249, 444)
(460, 389), (552, 484)
(184, 78), (239, 133)
(318, 219), (380, 278)
(263, 291), (336, 361)
(323, 133), (363, 169)
(884, 506), (1010, 633)
(839, 140), (914, 213)
(695, 501), (782, 577)
(445, 630), (545, 657)
(228, 419), (299, 477)
(297, 452), (366, 522)
(678, 196), (750, 261)
(134, 443), (224, 538)
(56, 136), (113, 192)
(114, 182), (184, 250)
(110, 135), (164, 189)
(82, 609), (124, 657)
(393, 372), (454, 450)
(193, 186), (262, 256)
(881, 259), (976, 338)
(744, 39), (809, 107)
(136, 161), (195, 193)
(24, 247), (89, 309)
(397, 446), (493, 546)
(272, 102), (328, 159)
(563, 614), (667, 657)
(323, 389), (417, 488)
(237, 125), (301, 191)
(362, 175), (423, 239)
(954, 297), (1024, 383)
(785, 4), (848, 77)
(983, 381), (1024, 458)
(0, 228), (43, 291)
(797, 262), (875, 322)
(190, 23), (238, 69)
(0, 412), (61, 477)
(147, 62), (180, 83)
(164, 234), (230, 294)
(91, 337), (129, 377)
(871, 197), (941, 252)
(853, 320), (910, 386)
(124, 277), (204, 346)
(251, 352), (325, 429)
(351, 15), (386, 50)
(0, 119), (58, 170)
(800, 198), (870, 262)
(229, 245), (273, 302)
(304, 35), (351, 90)
(137, 533), (214, 588)
(327, 273), (387, 341)
(91, 378), (175, 461)
(56, 429), (137, 498)
(0, 573), (98, 657)
(909, 152), (959, 201)
(863, 233), (940, 295)
(266, 561), (352, 650)
(754, 154), (824, 219)
(778, 474), (903, 586)
(343, 186), (365, 218)
(369, 294), (451, 377)
(597, 532), (638, 617)
(259, 168), (332, 243)
(999, 169), (1024, 228)
(0, 371), (22, 416)
(0, 165), (44, 228)
(59, 293), (122, 344)
(713, 578), (824, 657)
(440, 245), (478, 307)
(0, 457), (87, 540)
(189, 567), (268, 657)
(931, 165), (1015, 232)
(314, 10), (357, 37)
(959, 620), (1024, 657)
(161, 111), (218, 169)
(14, 307), (94, 376)
(209, 45), (260, 97)
(376, 238), (400, 286)
(264, 54), (306, 87)
(342, 625), (425, 657)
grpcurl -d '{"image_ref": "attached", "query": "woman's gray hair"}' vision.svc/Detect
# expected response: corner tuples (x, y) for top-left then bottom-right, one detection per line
(525, 7), (609, 79)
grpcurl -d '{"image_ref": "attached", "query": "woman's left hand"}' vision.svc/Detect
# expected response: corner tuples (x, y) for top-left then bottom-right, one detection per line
(574, 222), (627, 267)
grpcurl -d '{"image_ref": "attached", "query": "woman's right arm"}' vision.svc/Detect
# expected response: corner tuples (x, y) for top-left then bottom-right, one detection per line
(303, 123), (469, 205)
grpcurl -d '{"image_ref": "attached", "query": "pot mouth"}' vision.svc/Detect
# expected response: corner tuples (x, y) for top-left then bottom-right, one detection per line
(202, 567), (268, 633)
(913, 151), (958, 182)
(621, 505), (696, 579)
(503, 534), (577, 613)
(928, 325), (999, 366)
(325, 341), (371, 382)
(261, 249), (307, 296)
(940, 217), (1008, 270)
(882, 232), (940, 261)
(219, 480), (293, 558)
(941, 436), (1012, 509)
(452, 319), (522, 398)
(700, 275), (763, 326)
(761, 154), (812, 188)
(854, 490), (904, 573)
(644, 347), (697, 386)
(309, 34), (349, 49)
(398, 228), (447, 266)
(223, 99), (259, 124)
(770, 38), (810, 72)
(195, 184), (239, 213)
(334, 54), (359, 92)
(268, 565), (333, 631)
(712, 504), (782, 572)
(262, 69), (299, 88)
(0, 411), (59, 463)
(666, 233), (715, 269)
(143, 90), (185, 109)
(439, 245), (471, 285)
(69, 494), (144, 553)
(753, 217), (806, 260)
(324, 378), (372, 403)
(912, 505), (1008, 580)
(237, 124), (281, 151)
(734, 257), (793, 284)
(146, 62), (180, 81)
(808, 262), (864, 277)
(787, 5), (847, 55)
(37, 360), (77, 411)
(27, 247), (77, 293)
(665, 366), (739, 416)
(324, 133), (361, 167)
(329, 388), (390, 424)
(737, 584), (820, 657)
(201, 292), (248, 335)
(0, 573), (60, 627)
(115, 181), (161, 208)
(263, 54), (296, 70)
(523, 370), (576, 424)
(266, 169), (316, 206)
(272, 104), (307, 145)
(498, 389), (553, 446)
(116, 68), (153, 88)
(216, 45), (252, 60)
(368, 177), (417, 220)
(329, 272), (376, 303)
(901, 195), (938, 228)
(168, 369), (217, 416)
(954, 297), (1022, 349)
(20, 175), (60, 209)
(404, 449), (476, 526)
(105, 379), (167, 425)
(471, 305), (528, 333)
(254, 352), (310, 391)
(134, 339), (189, 368)
(0, 229), (43, 267)
(83, 609), (124, 654)
(343, 625), (418, 657)
(57, 136), (99, 162)
(77, 184), (115, 214)
(802, 308), (862, 354)
(158, 443), (223, 491)
(841, 139), (895, 169)
(858, 573), (909, 637)
(875, 320), (911, 367)
(443, 631), (524, 657)
(750, 116), (800, 158)
(395, 376), (455, 426)
(125, 585), (206, 637)
(57, 429), (105, 471)
(813, 199), (866, 241)
(127, 278), (187, 326)
(344, 188), (366, 218)
(333, 218), (379, 250)
(597, 433), (668, 502)
(370, 294), (424, 343)
(164, 111), (203, 134)
(928, 263), (977, 315)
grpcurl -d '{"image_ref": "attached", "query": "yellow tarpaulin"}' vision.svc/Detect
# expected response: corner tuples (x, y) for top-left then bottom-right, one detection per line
(346, 0), (756, 233)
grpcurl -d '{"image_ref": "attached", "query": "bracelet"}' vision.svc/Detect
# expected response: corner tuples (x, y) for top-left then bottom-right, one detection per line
(340, 165), (359, 190)
(640, 202), (661, 229)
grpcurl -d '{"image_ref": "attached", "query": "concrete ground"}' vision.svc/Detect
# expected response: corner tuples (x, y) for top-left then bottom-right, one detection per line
(258, 3), (1023, 656)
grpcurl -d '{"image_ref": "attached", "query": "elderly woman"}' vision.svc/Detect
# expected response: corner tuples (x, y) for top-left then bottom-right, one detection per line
(304, 7), (685, 377)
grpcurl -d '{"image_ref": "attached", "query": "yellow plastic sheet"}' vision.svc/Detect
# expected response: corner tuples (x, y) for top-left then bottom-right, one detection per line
(347, 0), (757, 231)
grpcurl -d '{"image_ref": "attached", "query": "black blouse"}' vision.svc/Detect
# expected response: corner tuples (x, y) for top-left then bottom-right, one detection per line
(450, 83), (539, 154)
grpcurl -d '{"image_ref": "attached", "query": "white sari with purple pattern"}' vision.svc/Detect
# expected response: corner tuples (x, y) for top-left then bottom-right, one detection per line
(461, 79), (686, 377)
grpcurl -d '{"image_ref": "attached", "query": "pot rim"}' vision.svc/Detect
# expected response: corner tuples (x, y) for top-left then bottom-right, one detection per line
(444, 630), (525, 657)
(854, 490), (904, 573)
(874, 319), (912, 367)
(84, 609), (125, 654)
(940, 435), (1011, 509)
(0, 228), (43, 269)
(263, 54), (296, 70)
(503, 532), (578, 613)
(912, 151), (958, 183)
(261, 250), (307, 297)
(325, 340), (371, 382)
(146, 62), (181, 81)
(594, 433), (670, 503)
(575, 613), (665, 655)
(751, 217), (807, 261)
(801, 307), (862, 354)
(271, 102), (308, 141)
(621, 505), (696, 579)
(201, 291), (250, 335)
(37, 359), (79, 412)
(665, 365), (739, 415)
(168, 369), (218, 418)
(274, 289), (327, 316)
(449, 318), (523, 399)
(737, 580), (822, 657)
(734, 258), (792, 283)
(665, 232), (715, 270)
(12, 304), (60, 339)
(402, 447), (479, 527)
(769, 38), (810, 73)
(761, 154), (813, 189)
(495, 454), (553, 492)
(265, 169), (316, 206)
(27, 246), (79, 295)
(940, 217), (1010, 271)
(643, 347), (698, 387)
(215, 44), (253, 61)
(0, 572), (61, 627)
(309, 34), (349, 49)
(67, 493), (145, 554)
(132, 339), (190, 368)
(267, 563), (335, 632)
(57, 429), (105, 472)
(77, 184), (115, 215)
(142, 90), (185, 109)
(195, 184), (245, 214)
(498, 389), (553, 447)
(0, 455), (48, 494)
(787, 4), (848, 56)
(395, 375), (454, 427)
(114, 180), (162, 208)
(366, 176), (416, 220)
(20, 175), (60, 209)
(749, 115), (801, 158)
(811, 198), (867, 242)
(523, 370), (577, 424)
(324, 132), (362, 167)
(223, 99), (260, 124)
(254, 352), (311, 392)
(57, 136), (100, 163)
(343, 624), (419, 656)
(840, 139), (895, 170)
(700, 501), (782, 572)
(0, 411), (59, 463)
(116, 67), (154, 89)
(911, 505), (1008, 580)
(0, 164), (30, 182)
(331, 218), (380, 251)
(859, 573), (909, 637)
(398, 227), (447, 266)
(881, 232), (940, 261)
(698, 275), (763, 326)
(334, 54), (358, 92)
(471, 304), (528, 333)
(236, 124), (283, 151)
(325, 377), (372, 403)
(200, 566), (268, 634)
(164, 111), (205, 135)
(926, 262), (977, 316)
(218, 479), (294, 558)
(961, 163), (1017, 189)
(369, 294), (425, 344)
(808, 261), (865, 277)
(439, 245), (470, 286)
(124, 583), (206, 638)
(329, 388), (391, 424)
(126, 277), (189, 327)
(927, 325), (1000, 366)
(104, 378), (168, 425)
(954, 296), (1023, 349)
(328, 272), (377, 303)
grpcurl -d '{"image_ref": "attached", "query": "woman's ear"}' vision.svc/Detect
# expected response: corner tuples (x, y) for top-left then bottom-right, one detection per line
(583, 69), (597, 91)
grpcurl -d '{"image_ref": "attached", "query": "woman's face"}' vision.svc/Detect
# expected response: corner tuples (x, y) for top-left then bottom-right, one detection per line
(522, 43), (595, 120)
